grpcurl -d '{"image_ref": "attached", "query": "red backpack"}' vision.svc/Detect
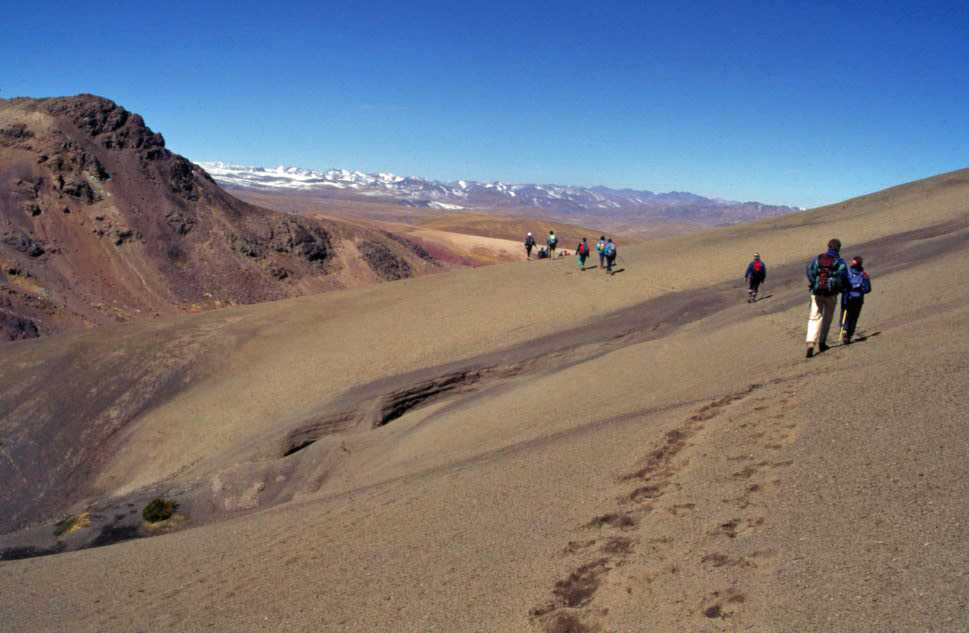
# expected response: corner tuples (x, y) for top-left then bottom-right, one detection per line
(578, 242), (588, 255)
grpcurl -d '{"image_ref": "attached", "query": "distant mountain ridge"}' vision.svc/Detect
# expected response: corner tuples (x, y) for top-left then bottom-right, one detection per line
(199, 162), (802, 223)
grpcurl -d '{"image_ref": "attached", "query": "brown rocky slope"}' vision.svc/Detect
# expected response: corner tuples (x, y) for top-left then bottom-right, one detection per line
(0, 95), (440, 340)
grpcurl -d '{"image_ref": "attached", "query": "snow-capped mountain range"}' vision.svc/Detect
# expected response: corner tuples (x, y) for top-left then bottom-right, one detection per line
(198, 161), (800, 222)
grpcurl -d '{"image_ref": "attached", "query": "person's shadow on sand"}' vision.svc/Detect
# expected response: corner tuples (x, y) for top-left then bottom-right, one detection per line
(608, 268), (626, 276)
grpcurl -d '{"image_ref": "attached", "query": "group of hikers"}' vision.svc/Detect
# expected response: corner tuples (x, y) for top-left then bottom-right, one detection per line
(744, 238), (872, 358)
(524, 231), (619, 272)
(524, 230), (871, 358)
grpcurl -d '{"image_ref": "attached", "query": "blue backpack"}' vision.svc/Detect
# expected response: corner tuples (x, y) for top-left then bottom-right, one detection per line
(604, 242), (616, 257)
(846, 268), (871, 299)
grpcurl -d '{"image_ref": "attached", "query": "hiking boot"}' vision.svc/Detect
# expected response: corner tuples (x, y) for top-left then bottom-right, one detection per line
(818, 343), (829, 353)
(805, 346), (814, 358)
(843, 337), (852, 345)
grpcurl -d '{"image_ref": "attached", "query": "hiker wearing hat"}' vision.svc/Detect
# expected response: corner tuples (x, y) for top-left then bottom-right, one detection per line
(595, 236), (607, 268)
(744, 253), (767, 302)
(840, 256), (872, 344)
(524, 232), (536, 259)
(804, 238), (850, 358)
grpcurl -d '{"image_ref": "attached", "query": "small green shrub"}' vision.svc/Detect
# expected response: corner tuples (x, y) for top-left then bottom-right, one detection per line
(142, 498), (178, 523)
(53, 515), (77, 537)
(53, 512), (90, 536)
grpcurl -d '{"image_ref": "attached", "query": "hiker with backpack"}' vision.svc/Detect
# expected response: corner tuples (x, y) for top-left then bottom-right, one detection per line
(547, 230), (558, 259)
(804, 238), (850, 358)
(524, 232), (536, 259)
(576, 238), (590, 270)
(744, 253), (767, 302)
(596, 236), (607, 268)
(603, 238), (617, 273)
(840, 256), (872, 344)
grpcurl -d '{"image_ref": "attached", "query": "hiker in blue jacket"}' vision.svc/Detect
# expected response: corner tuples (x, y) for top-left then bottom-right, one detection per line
(603, 238), (617, 273)
(840, 256), (872, 344)
(804, 238), (850, 358)
(744, 253), (767, 302)
(595, 236), (607, 268)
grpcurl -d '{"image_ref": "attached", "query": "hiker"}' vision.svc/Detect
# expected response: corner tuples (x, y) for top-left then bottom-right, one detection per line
(576, 238), (591, 270)
(547, 230), (558, 259)
(744, 253), (767, 302)
(805, 238), (849, 358)
(603, 238), (617, 273)
(524, 232), (536, 259)
(596, 235), (607, 268)
(840, 256), (872, 344)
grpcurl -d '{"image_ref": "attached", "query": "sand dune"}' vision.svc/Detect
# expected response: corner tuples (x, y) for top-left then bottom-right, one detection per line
(2, 167), (968, 632)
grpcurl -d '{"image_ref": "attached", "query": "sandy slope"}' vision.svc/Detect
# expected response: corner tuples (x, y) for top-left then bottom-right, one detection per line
(1, 168), (969, 632)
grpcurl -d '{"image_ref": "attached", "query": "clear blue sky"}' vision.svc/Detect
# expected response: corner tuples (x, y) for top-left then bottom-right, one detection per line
(3, 0), (967, 207)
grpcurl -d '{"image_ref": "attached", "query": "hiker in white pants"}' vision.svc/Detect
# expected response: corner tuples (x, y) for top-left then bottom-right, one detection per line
(804, 239), (849, 358)
(806, 294), (838, 352)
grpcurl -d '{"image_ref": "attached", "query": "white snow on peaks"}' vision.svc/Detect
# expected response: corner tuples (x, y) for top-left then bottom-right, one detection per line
(196, 161), (799, 217)
(196, 162), (410, 192)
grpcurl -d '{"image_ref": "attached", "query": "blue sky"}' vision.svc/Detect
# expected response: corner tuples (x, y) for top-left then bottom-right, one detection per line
(2, 0), (967, 207)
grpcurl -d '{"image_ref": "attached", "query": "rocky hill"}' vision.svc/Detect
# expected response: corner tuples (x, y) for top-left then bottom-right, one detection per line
(0, 95), (440, 340)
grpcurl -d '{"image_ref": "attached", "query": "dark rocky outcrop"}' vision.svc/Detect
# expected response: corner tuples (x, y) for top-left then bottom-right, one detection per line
(2, 232), (45, 257)
(0, 311), (40, 341)
(359, 240), (412, 280)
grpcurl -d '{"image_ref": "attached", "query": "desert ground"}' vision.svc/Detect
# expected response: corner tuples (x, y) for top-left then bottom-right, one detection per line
(1, 168), (968, 632)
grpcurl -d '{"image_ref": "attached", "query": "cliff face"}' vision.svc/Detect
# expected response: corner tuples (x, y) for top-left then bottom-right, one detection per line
(0, 95), (437, 339)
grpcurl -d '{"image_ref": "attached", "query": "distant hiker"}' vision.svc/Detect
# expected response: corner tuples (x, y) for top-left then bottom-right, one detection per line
(805, 238), (849, 358)
(596, 235), (607, 268)
(547, 230), (558, 258)
(576, 238), (590, 270)
(744, 253), (767, 302)
(537, 246), (548, 259)
(603, 238), (617, 273)
(524, 232), (536, 259)
(840, 256), (872, 344)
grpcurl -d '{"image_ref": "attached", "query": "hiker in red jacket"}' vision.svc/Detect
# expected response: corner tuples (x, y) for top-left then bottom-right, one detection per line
(576, 238), (590, 270)
(744, 253), (767, 302)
